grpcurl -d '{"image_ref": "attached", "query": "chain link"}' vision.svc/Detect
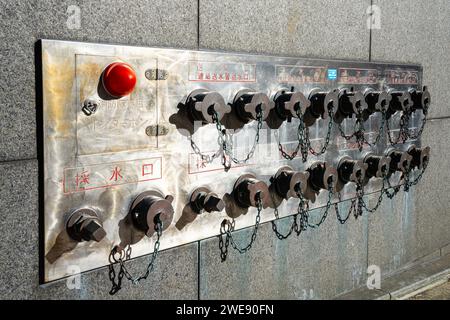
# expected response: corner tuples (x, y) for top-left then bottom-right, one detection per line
(271, 207), (297, 240)
(334, 177), (362, 223)
(387, 108), (427, 144)
(360, 172), (388, 213)
(408, 165), (427, 187)
(355, 176), (365, 217)
(227, 162), (428, 250)
(188, 112), (229, 168)
(277, 106), (334, 162)
(335, 197), (356, 224)
(384, 172), (402, 199)
(219, 193), (263, 261)
(270, 188), (313, 239)
(305, 107), (334, 157)
(307, 181), (335, 228)
(222, 109), (264, 165)
(337, 102), (367, 151)
(407, 111), (428, 141)
(190, 102), (426, 170)
(189, 136), (223, 164)
(364, 114), (386, 147)
(382, 160), (428, 199)
(295, 190), (310, 235)
(188, 109), (264, 170)
(269, 187), (296, 240)
(108, 217), (163, 295)
(213, 112), (233, 170)
(277, 109), (306, 161)
(385, 110), (410, 145)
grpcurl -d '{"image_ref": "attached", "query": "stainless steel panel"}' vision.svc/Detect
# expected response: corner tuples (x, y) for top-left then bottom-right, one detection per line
(41, 40), (424, 283)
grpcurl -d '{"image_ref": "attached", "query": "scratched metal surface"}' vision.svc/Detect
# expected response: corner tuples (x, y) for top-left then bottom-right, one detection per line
(41, 40), (423, 283)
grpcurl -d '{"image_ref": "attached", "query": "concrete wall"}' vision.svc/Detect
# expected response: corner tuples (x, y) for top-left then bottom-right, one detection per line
(0, 0), (449, 299)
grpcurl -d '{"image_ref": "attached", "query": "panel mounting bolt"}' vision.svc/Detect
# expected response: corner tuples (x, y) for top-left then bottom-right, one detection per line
(82, 99), (98, 116)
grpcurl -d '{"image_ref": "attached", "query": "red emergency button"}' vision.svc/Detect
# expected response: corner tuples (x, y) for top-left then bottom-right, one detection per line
(102, 62), (137, 98)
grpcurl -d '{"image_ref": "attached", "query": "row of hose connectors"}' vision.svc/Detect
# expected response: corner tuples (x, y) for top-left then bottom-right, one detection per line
(55, 144), (429, 251)
(215, 144), (430, 260)
(171, 86), (430, 167)
(181, 86), (429, 130)
(50, 145), (428, 292)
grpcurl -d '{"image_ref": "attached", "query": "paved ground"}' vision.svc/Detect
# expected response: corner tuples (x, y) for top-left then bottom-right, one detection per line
(409, 280), (450, 300)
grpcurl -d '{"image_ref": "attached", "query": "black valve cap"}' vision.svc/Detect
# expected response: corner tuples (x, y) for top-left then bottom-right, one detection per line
(271, 166), (310, 199)
(186, 89), (230, 124)
(190, 187), (225, 213)
(409, 86), (431, 113)
(130, 191), (174, 237)
(363, 153), (391, 179)
(305, 89), (339, 126)
(233, 174), (271, 209)
(233, 89), (274, 123)
(387, 90), (412, 114)
(386, 149), (413, 174)
(407, 145), (430, 169)
(176, 187), (224, 230)
(66, 208), (106, 243)
(337, 157), (368, 184)
(338, 88), (363, 115)
(334, 88), (367, 123)
(267, 89), (311, 129)
(307, 161), (338, 192)
(363, 89), (391, 120)
(273, 89), (311, 119)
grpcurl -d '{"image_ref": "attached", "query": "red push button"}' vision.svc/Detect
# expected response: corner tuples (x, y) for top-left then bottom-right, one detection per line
(102, 62), (137, 98)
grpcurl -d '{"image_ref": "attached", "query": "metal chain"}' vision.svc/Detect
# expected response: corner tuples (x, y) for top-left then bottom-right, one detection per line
(277, 109), (307, 162)
(353, 175), (365, 218)
(383, 160), (428, 199)
(337, 102), (366, 151)
(189, 108), (266, 170)
(406, 111), (428, 140)
(219, 164), (428, 254)
(360, 173), (388, 213)
(189, 136), (223, 164)
(188, 111), (229, 168)
(337, 123), (356, 141)
(384, 173), (402, 199)
(269, 186), (296, 240)
(108, 218), (163, 295)
(402, 169), (411, 192)
(270, 188), (313, 239)
(364, 114), (386, 147)
(219, 194), (263, 261)
(385, 110), (410, 145)
(334, 174), (365, 223)
(307, 181), (335, 228)
(213, 112), (233, 171)
(305, 107), (334, 156)
(222, 109), (264, 165)
(334, 191), (355, 224)
(406, 163), (428, 187)
(271, 207), (297, 240)
(295, 190), (310, 235)
(218, 222), (231, 262)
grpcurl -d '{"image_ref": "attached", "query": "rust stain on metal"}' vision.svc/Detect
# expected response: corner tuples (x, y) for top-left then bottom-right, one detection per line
(78, 62), (102, 102)
(43, 51), (74, 134)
